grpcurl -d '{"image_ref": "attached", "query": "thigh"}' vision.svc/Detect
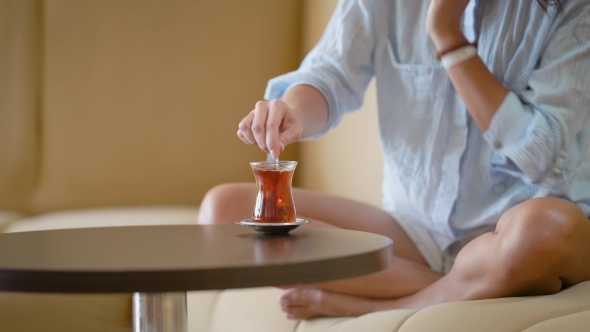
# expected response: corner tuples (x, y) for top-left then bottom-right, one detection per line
(293, 187), (427, 265)
(199, 182), (429, 266)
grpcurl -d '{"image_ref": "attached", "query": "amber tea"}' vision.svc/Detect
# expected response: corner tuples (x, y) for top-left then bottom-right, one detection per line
(250, 161), (297, 223)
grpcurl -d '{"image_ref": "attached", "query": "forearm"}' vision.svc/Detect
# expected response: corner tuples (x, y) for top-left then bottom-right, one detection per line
(441, 37), (509, 131)
(282, 84), (329, 140)
(426, 1), (509, 132)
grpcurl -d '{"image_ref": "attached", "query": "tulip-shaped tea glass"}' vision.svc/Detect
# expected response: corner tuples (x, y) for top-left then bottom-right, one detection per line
(250, 161), (297, 223)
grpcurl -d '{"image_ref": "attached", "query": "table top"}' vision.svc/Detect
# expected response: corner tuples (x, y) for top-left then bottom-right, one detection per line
(0, 225), (392, 293)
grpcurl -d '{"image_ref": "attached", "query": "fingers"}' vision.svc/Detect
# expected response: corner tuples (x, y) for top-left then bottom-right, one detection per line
(238, 99), (302, 157)
(265, 99), (288, 159)
(237, 101), (271, 153)
(251, 101), (270, 153)
(238, 101), (270, 153)
(237, 111), (256, 145)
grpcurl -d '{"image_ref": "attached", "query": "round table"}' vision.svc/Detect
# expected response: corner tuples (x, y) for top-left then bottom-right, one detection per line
(0, 224), (392, 331)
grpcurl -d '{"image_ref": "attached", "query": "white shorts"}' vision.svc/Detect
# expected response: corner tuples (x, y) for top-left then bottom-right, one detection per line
(393, 215), (495, 274)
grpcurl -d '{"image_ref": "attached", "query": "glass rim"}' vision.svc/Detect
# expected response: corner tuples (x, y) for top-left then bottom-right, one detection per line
(250, 161), (298, 167)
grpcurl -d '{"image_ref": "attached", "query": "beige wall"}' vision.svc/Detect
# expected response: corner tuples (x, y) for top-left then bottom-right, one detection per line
(0, 0), (301, 213)
(299, 0), (384, 207)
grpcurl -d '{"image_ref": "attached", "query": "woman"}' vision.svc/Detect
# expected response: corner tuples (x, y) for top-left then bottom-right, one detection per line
(199, 0), (590, 320)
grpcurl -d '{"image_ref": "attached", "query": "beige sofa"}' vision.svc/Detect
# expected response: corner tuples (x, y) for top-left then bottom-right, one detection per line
(2, 209), (590, 332)
(1, 1), (589, 331)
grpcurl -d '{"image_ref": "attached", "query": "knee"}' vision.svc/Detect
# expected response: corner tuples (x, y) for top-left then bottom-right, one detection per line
(449, 198), (586, 298)
(197, 183), (255, 224)
(502, 198), (584, 250)
(495, 198), (586, 280)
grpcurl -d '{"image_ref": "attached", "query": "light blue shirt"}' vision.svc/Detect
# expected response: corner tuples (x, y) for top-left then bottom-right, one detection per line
(265, 0), (590, 251)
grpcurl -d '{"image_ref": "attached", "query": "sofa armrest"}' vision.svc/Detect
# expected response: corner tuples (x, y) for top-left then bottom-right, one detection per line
(2, 207), (198, 233)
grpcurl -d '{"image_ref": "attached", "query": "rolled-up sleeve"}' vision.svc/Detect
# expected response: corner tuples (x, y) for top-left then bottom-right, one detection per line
(484, 10), (590, 185)
(264, 0), (375, 138)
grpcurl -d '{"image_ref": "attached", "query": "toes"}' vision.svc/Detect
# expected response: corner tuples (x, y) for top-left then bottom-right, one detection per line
(280, 287), (382, 319)
(279, 288), (324, 320)
(279, 287), (322, 307)
(284, 307), (318, 320)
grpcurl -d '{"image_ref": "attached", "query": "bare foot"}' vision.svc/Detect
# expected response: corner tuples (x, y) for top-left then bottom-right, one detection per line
(279, 287), (397, 320)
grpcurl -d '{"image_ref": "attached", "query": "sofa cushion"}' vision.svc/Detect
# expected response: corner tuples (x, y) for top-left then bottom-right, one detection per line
(208, 287), (299, 332)
(297, 309), (416, 332)
(397, 280), (590, 332)
(207, 281), (590, 332)
(1, 0), (303, 214)
(522, 309), (590, 332)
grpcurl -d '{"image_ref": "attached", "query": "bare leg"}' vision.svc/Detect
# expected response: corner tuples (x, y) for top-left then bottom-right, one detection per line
(278, 197), (590, 319)
(198, 183), (443, 299)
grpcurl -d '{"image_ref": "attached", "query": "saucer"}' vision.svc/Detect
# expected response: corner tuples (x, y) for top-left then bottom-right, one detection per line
(235, 218), (309, 236)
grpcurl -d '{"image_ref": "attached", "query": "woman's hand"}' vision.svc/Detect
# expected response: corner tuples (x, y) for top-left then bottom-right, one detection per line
(237, 99), (303, 159)
(426, 0), (470, 53)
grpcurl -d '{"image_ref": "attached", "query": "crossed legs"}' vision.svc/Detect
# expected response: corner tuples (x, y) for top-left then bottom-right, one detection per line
(198, 183), (590, 319)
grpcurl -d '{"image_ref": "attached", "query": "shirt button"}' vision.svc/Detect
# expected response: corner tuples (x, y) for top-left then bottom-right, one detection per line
(494, 141), (502, 149)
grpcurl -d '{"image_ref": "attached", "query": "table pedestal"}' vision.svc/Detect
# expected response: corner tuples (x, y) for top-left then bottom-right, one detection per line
(133, 292), (187, 332)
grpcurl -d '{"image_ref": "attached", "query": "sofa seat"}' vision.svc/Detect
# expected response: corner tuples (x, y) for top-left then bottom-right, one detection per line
(1, 208), (589, 332)
(0, 207), (216, 332)
(191, 282), (590, 332)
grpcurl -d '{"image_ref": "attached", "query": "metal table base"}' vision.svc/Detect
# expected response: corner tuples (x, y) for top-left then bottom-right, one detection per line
(133, 292), (187, 332)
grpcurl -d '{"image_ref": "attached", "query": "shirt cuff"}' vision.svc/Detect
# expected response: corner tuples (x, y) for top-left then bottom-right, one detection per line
(264, 71), (342, 140)
(483, 92), (534, 151)
(483, 92), (543, 183)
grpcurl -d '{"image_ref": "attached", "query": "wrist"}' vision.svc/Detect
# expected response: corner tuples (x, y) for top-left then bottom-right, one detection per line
(429, 29), (469, 56)
(441, 44), (477, 68)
